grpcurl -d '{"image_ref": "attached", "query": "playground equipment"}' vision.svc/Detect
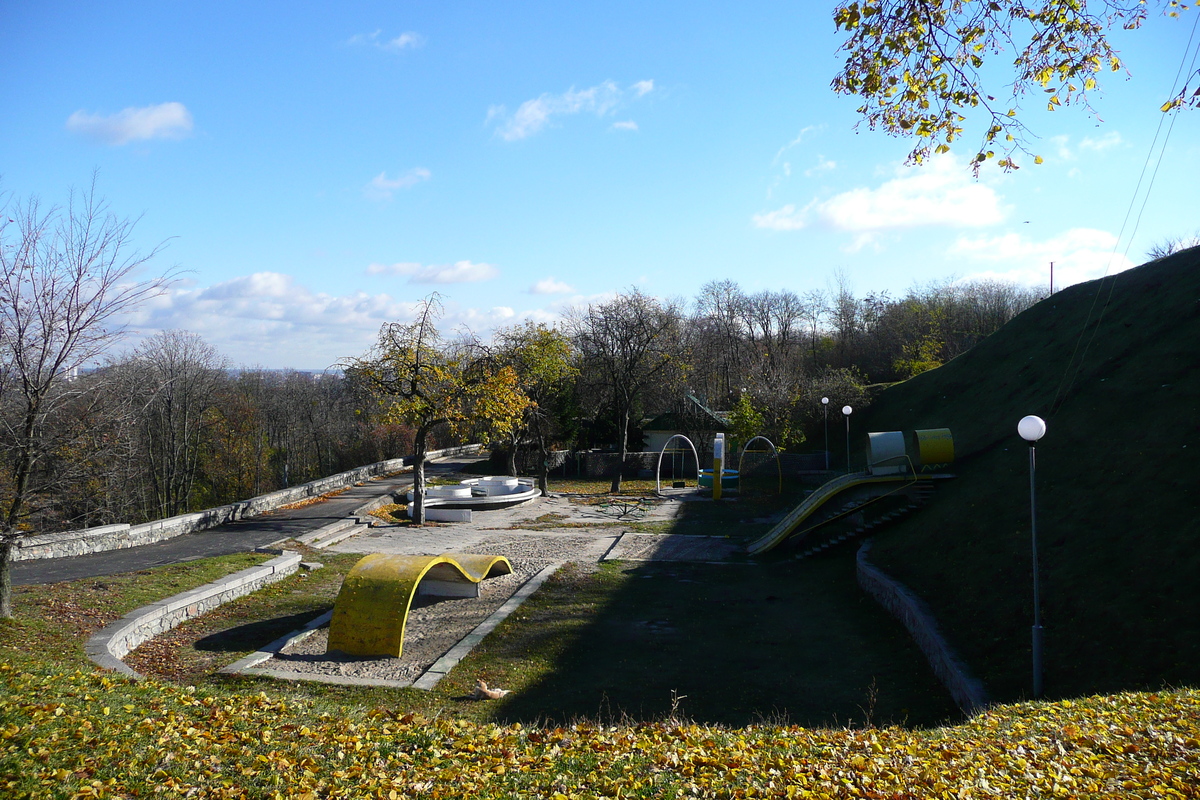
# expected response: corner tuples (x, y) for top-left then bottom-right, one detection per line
(747, 427), (955, 555)
(406, 476), (538, 521)
(698, 468), (739, 491)
(738, 435), (783, 495)
(712, 433), (726, 499)
(654, 434), (700, 494)
(327, 552), (513, 658)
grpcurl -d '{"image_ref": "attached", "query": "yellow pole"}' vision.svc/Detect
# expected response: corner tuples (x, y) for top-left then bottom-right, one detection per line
(713, 433), (724, 500)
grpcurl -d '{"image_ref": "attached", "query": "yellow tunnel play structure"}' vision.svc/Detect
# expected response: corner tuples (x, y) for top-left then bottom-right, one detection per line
(327, 552), (513, 658)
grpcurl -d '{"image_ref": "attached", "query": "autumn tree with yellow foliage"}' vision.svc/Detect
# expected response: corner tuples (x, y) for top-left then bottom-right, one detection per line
(345, 295), (529, 524)
(832, 0), (1197, 170)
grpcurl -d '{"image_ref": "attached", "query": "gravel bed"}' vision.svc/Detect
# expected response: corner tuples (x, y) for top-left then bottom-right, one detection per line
(262, 533), (609, 685)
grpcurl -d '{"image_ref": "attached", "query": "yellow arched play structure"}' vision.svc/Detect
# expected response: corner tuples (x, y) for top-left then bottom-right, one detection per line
(327, 552), (513, 658)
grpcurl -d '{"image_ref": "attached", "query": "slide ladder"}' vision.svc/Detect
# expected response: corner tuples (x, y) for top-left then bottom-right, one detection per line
(747, 472), (930, 555)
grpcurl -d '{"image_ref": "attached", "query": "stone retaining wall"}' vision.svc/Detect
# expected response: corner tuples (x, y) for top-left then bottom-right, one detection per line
(85, 551), (302, 678)
(856, 539), (990, 716)
(14, 444), (483, 562)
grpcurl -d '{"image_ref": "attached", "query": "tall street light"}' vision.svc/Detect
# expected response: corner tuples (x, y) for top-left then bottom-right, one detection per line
(1018, 414), (1047, 698)
(821, 397), (830, 470)
(842, 405), (853, 474)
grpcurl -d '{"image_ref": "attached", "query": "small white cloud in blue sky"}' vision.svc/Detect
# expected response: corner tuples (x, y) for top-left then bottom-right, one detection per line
(530, 277), (574, 295)
(347, 30), (424, 51)
(804, 155), (837, 176)
(755, 156), (1007, 232)
(951, 228), (1134, 287)
(65, 102), (193, 145)
(612, 120), (639, 132)
(364, 168), (431, 200)
(488, 79), (652, 141)
(366, 260), (499, 284)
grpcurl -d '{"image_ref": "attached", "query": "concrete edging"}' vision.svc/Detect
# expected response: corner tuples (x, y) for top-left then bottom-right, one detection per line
(85, 551), (303, 679)
(15, 444), (484, 561)
(856, 539), (990, 716)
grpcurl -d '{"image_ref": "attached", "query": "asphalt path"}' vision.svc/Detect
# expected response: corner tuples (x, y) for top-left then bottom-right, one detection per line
(13, 456), (484, 586)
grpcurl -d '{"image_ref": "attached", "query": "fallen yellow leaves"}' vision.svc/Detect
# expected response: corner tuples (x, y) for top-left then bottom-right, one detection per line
(1, 664), (1197, 799)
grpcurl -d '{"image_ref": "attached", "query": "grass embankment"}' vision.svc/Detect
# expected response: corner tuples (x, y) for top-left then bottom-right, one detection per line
(2, 665), (1197, 798)
(856, 248), (1200, 703)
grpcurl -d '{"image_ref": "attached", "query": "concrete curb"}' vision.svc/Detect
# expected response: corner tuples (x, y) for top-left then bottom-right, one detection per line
(413, 561), (563, 690)
(16, 443), (484, 561)
(85, 551), (303, 679)
(856, 539), (990, 715)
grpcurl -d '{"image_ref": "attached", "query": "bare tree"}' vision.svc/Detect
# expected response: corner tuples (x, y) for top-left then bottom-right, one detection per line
(0, 181), (171, 618)
(117, 330), (226, 518)
(1146, 233), (1200, 261)
(569, 289), (686, 493)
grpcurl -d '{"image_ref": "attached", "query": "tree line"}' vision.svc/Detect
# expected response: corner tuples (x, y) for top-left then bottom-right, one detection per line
(0, 187), (1042, 536)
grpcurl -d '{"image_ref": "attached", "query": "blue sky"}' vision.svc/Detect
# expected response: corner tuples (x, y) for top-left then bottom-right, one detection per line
(2, 1), (1197, 369)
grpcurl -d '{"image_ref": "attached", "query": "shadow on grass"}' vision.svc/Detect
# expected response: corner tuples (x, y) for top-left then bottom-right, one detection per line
(459, 557), (961, 730)
(194, 607), (331, 652)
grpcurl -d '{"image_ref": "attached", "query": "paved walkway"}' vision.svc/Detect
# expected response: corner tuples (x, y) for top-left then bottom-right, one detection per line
(13, 456), (481, 587)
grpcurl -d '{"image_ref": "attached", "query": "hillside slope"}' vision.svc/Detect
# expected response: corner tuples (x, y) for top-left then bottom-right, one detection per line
(858, 246), (1200, 703)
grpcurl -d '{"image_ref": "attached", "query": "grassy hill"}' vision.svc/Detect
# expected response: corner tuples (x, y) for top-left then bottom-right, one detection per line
(857, 246), (1200, 703)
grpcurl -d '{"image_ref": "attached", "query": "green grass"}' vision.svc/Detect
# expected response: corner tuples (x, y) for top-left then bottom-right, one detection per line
(854, 247), (1200, 703)
(0, 552), (270, 674)
(10, 545), (956, 728)
(448, 560), (957, 728)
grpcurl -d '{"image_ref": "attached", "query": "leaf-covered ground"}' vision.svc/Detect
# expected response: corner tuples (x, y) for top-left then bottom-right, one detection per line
(2, 666), (1196, 799)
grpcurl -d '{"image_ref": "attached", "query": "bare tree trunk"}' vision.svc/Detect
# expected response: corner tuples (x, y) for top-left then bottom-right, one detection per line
(0, 536), (13, 619)
(611, 402), (631, 493)
(536, 433), (550, 496)
(410, 426), (428, 524)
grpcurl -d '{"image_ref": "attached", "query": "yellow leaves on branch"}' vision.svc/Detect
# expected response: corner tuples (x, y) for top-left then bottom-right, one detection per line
(831, 0), (1192, 171)
(2, 666), (1200, 799)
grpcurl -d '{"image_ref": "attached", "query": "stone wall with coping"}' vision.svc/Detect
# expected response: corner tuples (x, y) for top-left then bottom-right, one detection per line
(856, 539), (990, 716)
(13, 444), (483, 562)
(85, 551), (302, 678)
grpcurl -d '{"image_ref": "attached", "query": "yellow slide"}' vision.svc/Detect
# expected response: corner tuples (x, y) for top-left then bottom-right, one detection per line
(747, 472), (926, 555)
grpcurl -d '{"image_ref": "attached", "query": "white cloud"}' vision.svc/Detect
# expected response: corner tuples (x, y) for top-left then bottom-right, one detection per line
(1080, 131), (1123, 152)
(949, 228), (1135, 288)
(364, 167), (431, 200)
(66, 102), (193, 145)
(116, 272), (594, 369)
(530, 277), (574, 295)
(1044, 131), (1124, 162)
(754, 155), (1007, 232)
(751, 203), (811, 231)
(611, 120), (638, 131)
(632, 80), (654, 97)
(488, 80), (651, 141)
(366, 260), (499, 284)
(347, 30), (424, 51)
(773, 125), (822, 164)
(804, 155), (836, 177)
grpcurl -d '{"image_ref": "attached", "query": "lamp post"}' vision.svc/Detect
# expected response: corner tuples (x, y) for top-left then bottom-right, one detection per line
(821, 397), (830, 470)
(842, 405), (853, 473)
(1018, 414), (1047, 698)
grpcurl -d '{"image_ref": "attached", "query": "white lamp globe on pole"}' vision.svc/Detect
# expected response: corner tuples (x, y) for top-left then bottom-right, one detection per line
(842, 405), (853, 473)
(821, 397), (830, 470)
(1018, 414), (1047, 698)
